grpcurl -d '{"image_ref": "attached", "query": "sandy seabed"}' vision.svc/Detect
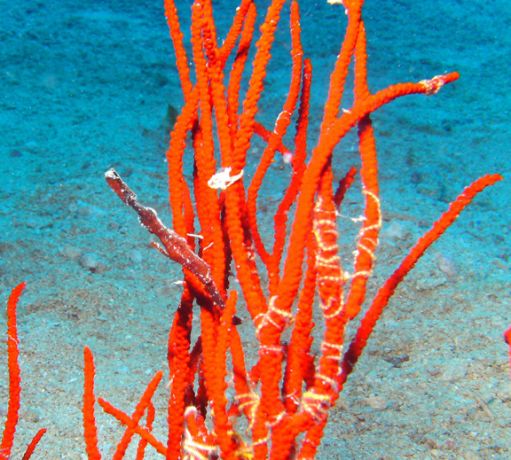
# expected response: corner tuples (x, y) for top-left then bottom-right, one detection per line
(1, 0), (510, 458)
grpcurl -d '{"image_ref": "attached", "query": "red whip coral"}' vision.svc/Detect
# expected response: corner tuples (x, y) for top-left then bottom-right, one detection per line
(1, 284), (46, 459)
(79, 0), (501, 458)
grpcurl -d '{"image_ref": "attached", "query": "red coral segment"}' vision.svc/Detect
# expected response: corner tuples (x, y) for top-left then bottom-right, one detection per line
(1, 284), (46, 459)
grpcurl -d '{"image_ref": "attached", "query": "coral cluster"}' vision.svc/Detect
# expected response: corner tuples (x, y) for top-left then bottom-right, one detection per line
(1, 0), (501, 459)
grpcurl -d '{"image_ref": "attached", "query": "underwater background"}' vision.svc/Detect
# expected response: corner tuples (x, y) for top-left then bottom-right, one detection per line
(1, 0), (510, 458)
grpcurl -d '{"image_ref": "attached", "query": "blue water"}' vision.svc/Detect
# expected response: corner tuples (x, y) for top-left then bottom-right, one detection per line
(1, 0), (509, 458)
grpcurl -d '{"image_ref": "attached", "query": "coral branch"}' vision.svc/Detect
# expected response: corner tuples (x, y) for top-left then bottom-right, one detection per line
(112, 371), (163, 459)
(98, 398), (168, 456)
(83, 346), (101, 460)
(333, 166), (357, 208)
(504, 326), (511, 379)
(0, 285), (46, 460)
(166, 287), (194, 458)
(163, 0), (193, 99)
(247, 0), (304, 278)
(342, 174), (503, 381)
(0, 283), (24, 459)
(135, 402), (154, 460)
(21, 428), (47, 460)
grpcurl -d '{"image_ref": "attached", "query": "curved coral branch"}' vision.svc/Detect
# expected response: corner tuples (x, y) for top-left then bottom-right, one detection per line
(0, 283), (25, 458)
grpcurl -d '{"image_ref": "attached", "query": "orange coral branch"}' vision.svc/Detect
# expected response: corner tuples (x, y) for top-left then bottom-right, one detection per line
(319, 0), (363, 131)
(83, 346), (101, 460)
(166, 287), (194, 458)
(135, 401), (154, 460)
(283, 232), (317, 414)
(342, 22), (381, 321)
(342, 173), (503, 382)
(273, 73), (461, 330)
(112, 371), (164, 459)
(227, 2), (257, 138)
(247, 0), (304, 278)
(189, 0), (229, 292)
(504, 326), (511, 380)
(218, 0), (255, 66)
(0, 283), (25, 458)
(253, 122), (291, 157)
(333, 166), (357, 209)
(272, 58), (313, 279)
(0, 284), (45, 460)
(163, 0), (193, 99)
(21, 428), (47, 460)
(231, 0), (287, 172)
(98, 398), (168, 456)
(207, 291), (239, 458)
